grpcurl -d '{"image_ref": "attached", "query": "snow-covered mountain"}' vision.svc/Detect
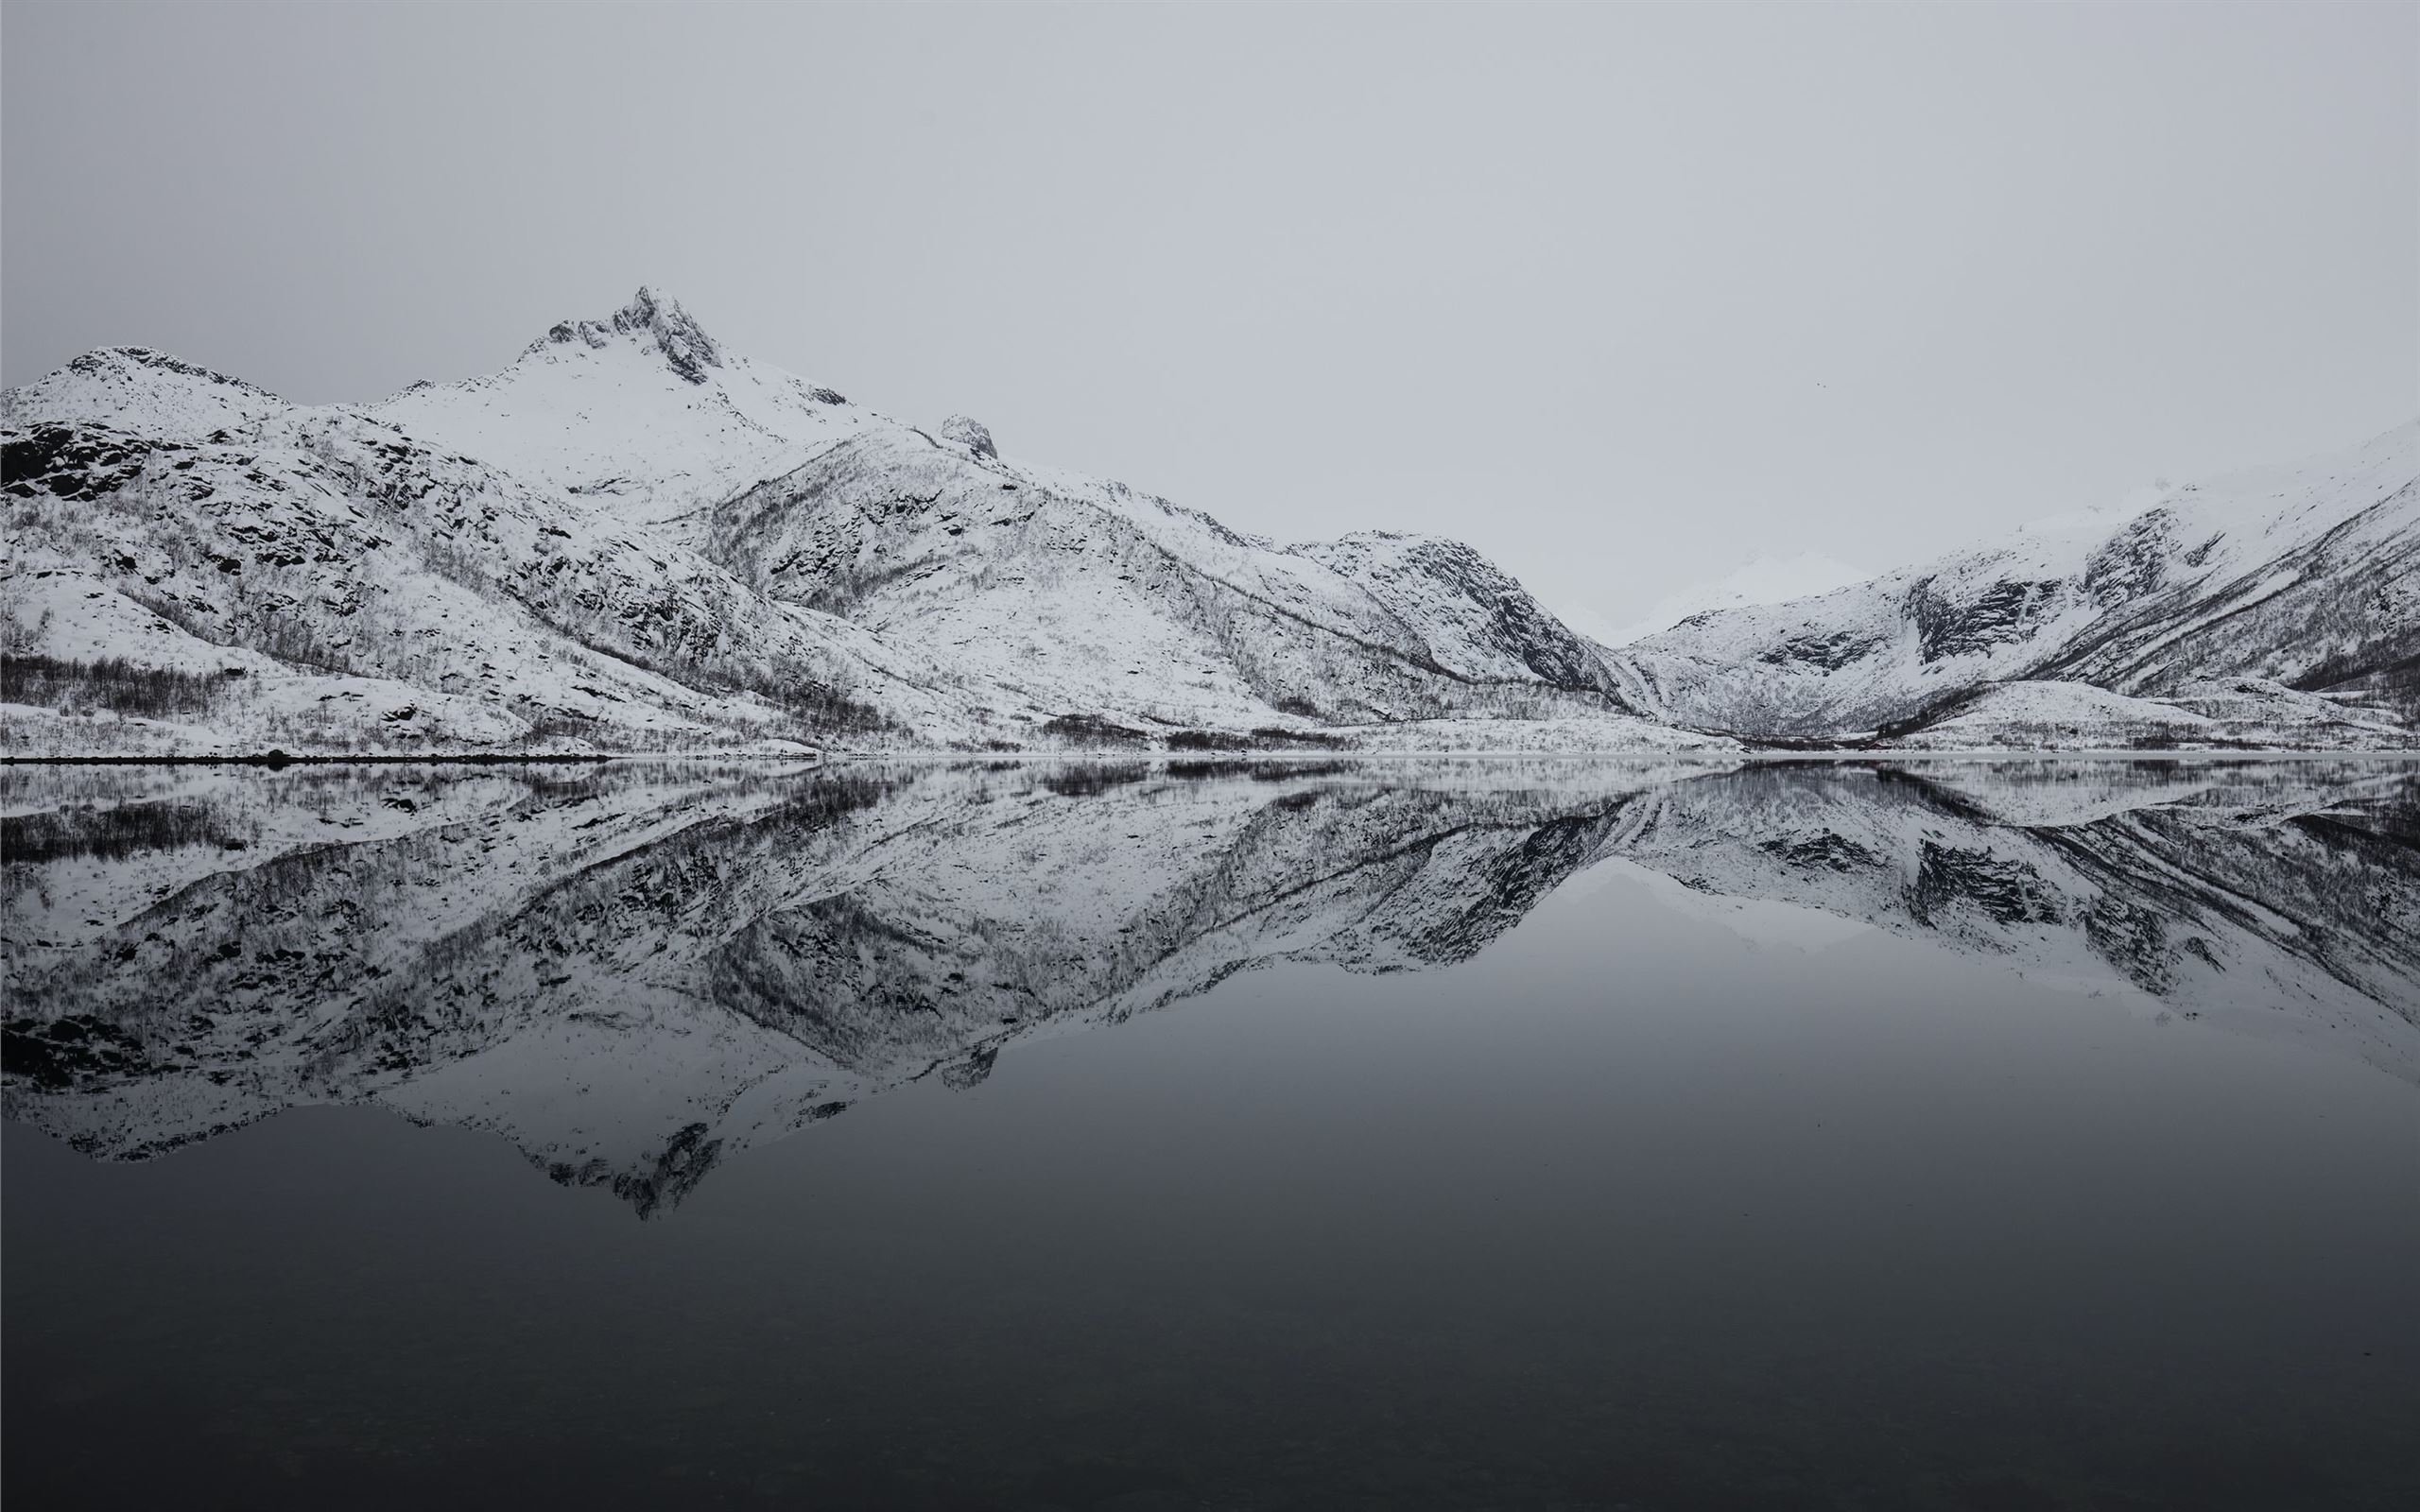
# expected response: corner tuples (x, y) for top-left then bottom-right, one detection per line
(8, 759), (2412, 1214)
(1596, 550), (1870, 647)
(4, 289), (1688, 755)
(705, 423), (1638, 732)
(374, 287), (874, 530)
(5, 286), (2411, 752)
(1605, 424), (2420, 747)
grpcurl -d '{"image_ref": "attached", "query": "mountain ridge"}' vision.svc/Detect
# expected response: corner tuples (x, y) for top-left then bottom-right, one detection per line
(4, 286), (2411, 754)
(1603, 419), (2419, 748)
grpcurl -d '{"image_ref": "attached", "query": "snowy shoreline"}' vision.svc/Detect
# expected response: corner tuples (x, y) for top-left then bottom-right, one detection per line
(6, 746), (2413, 767)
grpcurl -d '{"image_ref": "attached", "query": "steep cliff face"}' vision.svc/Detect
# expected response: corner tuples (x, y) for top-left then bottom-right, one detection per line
(1607, 423), (2420, 745)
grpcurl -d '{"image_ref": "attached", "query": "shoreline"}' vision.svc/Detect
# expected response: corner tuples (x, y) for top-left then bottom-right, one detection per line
(5, 747), (2415, 768)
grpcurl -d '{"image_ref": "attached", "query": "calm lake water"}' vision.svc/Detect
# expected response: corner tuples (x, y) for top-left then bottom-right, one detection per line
(5, 757), (2417, 1510)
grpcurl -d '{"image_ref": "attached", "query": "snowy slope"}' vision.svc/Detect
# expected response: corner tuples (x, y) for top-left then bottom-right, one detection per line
(6, 288), (1677, 753)
(1606, 423), (2420, 745)
(1600, 550), (1870, 646)
(374, 288), (877, 531)
(0, 346), (289, 440)
(708, 418), (1647, 730)
(8, 285), (2411, 753)
(2, 352), (990, 751)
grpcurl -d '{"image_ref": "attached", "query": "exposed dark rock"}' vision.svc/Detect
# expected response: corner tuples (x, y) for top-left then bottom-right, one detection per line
(936, 414), (996, 458)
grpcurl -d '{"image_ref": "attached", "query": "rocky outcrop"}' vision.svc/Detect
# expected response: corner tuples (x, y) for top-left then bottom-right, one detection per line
(526, 285), (723, 383)
(935, 413), (995, 458)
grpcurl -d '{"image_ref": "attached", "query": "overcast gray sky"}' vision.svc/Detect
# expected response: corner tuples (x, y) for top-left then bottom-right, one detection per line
(5, 2), (2412, 626)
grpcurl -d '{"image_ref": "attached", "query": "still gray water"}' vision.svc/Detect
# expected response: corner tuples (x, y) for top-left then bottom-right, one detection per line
(5, 757), (2417, 1509)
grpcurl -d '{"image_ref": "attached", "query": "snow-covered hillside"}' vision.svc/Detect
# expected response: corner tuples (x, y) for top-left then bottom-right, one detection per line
(708, 423), (1645, 732)
(1598, 550), (1870, 647)
(1607, 423), (2420, 747)
(4, 289), (1688, 754)
(1, 346), (980, 752)
(5, 286), (2411, 753)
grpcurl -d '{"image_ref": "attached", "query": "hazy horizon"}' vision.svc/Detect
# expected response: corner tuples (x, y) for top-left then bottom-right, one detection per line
(5, 1), (2412, 627)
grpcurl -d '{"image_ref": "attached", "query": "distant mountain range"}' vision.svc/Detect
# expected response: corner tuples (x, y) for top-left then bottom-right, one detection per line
(1588, 550), (1870, 648)
(4, 288), (2411, 753)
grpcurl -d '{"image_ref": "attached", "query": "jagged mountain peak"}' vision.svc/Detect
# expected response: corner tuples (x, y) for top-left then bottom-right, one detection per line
(522, 284), (723, 384)
(377, 285), (873, 524)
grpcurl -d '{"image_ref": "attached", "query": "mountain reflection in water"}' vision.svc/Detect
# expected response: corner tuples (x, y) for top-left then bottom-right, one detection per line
(7, 757), (2415, 1217)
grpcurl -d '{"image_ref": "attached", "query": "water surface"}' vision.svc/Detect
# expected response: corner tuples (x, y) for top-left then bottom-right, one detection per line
(6, 757), (2417, 1509)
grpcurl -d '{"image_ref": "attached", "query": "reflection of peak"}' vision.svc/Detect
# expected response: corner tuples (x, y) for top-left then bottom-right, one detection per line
(940, 1047), (998, 1091)
(4, 760), (2414, 1218)
(544, 1120), (722, 1221)
(1604, 763), (2420, 1084)
(526, 284), (723, 383)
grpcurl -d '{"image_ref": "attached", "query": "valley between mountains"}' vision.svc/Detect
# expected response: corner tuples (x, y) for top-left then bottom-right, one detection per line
(4, 288), (2413, 756)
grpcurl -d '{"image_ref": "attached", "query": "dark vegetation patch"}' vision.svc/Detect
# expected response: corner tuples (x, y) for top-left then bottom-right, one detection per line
(1166, 759), (1251, 780)
(746, 678), (890, 736)
(1165, 758), (1354, 782)
(1041, 764), (1150, 798)
(2, 655), (243, 718)
(1258, 760), (1352, 782)
(1250, 726), (1348, 749)
(2, 799), (243, 865)
(1167, 728), (1346, 752)
(1039, 713), (1149, 747)
(2, 1015), (152, 1090)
